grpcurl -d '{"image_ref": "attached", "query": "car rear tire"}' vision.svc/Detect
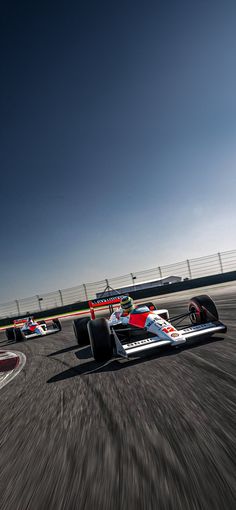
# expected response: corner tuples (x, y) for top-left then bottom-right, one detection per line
(88, 318), (113, 362)
(14, 327), (24, 342)
(73, 318), (90, 346)
(189, 295), (219, 324)
(6, 328), (15, 341)
(52, 318), (62, 330)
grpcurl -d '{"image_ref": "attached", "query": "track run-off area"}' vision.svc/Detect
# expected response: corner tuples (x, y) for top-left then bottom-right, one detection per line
(0, 282), (236, 510)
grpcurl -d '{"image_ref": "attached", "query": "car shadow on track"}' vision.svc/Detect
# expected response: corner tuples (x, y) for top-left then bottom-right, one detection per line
(47, 335), (225, 383)
(47, 344), (79, 357)
(0, 339), (17, 348)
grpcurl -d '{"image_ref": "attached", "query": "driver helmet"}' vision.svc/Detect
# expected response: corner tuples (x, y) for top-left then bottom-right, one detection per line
(120, 296), (134, 314)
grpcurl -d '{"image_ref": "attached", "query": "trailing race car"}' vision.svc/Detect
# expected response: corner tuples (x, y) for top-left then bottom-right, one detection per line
(73, 295), (227, 362)
(6, 317), (62, 342)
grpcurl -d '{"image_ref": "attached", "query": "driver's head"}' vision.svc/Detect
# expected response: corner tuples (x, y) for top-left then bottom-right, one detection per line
(120, 296), (134, 314)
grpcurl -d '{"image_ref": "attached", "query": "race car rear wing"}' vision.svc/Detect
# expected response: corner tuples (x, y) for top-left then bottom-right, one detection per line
(13, 317), (55, 326)
(13, 318), (28, 325)
(89, 296), (122, 319)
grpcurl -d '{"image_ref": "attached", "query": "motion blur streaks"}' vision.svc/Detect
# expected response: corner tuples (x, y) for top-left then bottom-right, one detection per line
(0, 285), (235, 509)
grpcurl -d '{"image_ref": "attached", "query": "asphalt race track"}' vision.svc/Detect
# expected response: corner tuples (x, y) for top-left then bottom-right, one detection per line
(0, 284), (236, 510)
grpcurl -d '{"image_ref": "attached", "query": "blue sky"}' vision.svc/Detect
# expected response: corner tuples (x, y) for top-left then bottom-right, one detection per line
(0, 0), (236, 301)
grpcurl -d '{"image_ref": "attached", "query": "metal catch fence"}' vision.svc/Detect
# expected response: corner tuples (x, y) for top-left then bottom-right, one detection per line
(0, 249), (235, 318)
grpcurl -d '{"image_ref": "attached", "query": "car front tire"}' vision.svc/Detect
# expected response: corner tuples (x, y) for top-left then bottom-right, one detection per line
(88, 318), (113, 362)
(52, 318), (62, 331)
(189, 295), (219, 324)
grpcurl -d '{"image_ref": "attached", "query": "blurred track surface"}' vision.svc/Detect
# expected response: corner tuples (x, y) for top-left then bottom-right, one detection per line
(0, 284), (236, 510)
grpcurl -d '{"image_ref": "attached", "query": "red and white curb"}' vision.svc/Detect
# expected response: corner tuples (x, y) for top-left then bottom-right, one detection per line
(0, 350), (26, 390)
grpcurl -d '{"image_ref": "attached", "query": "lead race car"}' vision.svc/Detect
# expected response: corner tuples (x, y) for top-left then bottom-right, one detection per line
(73, 295), (227, 362)
(6, 316), (62, 342)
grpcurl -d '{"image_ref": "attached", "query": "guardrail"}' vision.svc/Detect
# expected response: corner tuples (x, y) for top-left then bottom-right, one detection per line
(0, 249), (235, 319)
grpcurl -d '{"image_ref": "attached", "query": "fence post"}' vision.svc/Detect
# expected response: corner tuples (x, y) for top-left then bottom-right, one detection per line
(218, 252), (223, 273)
(130, 273), (136, 285)
(186, 259), (192, 279)
(83, 284), (88, 301)
(158, 266), (163, 281)
(15, 300), (20, 316)
(37, 295), (43, 311)
(58, 290), (64, 306)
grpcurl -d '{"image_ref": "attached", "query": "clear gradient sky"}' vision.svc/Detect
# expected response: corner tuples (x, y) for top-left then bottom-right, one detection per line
(1, 0), (236, 301)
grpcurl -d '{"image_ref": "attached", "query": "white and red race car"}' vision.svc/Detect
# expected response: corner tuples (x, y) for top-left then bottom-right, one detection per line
(6, 317), (62, 342)
(73, 295), (227, 362)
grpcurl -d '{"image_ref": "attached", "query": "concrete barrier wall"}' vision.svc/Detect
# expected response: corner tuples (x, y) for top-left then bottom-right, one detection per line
(129, 270), (236, 300)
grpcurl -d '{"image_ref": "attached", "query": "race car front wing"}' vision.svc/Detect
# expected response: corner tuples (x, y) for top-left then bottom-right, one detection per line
(112, 320), (227, 358)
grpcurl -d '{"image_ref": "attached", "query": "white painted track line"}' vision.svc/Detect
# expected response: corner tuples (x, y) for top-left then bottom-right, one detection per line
(0, 350), (26, 390)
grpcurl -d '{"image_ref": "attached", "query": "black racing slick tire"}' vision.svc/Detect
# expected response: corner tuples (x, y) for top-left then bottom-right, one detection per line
(52, 318), (62, 331)
(6, 328), (15, 341)
(73, 318), (90, 346)
(136, 302), (156, 311)
(88, 318), (113, 362)
(189, 295), (219, 324)
(14, 327), (24, 342)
